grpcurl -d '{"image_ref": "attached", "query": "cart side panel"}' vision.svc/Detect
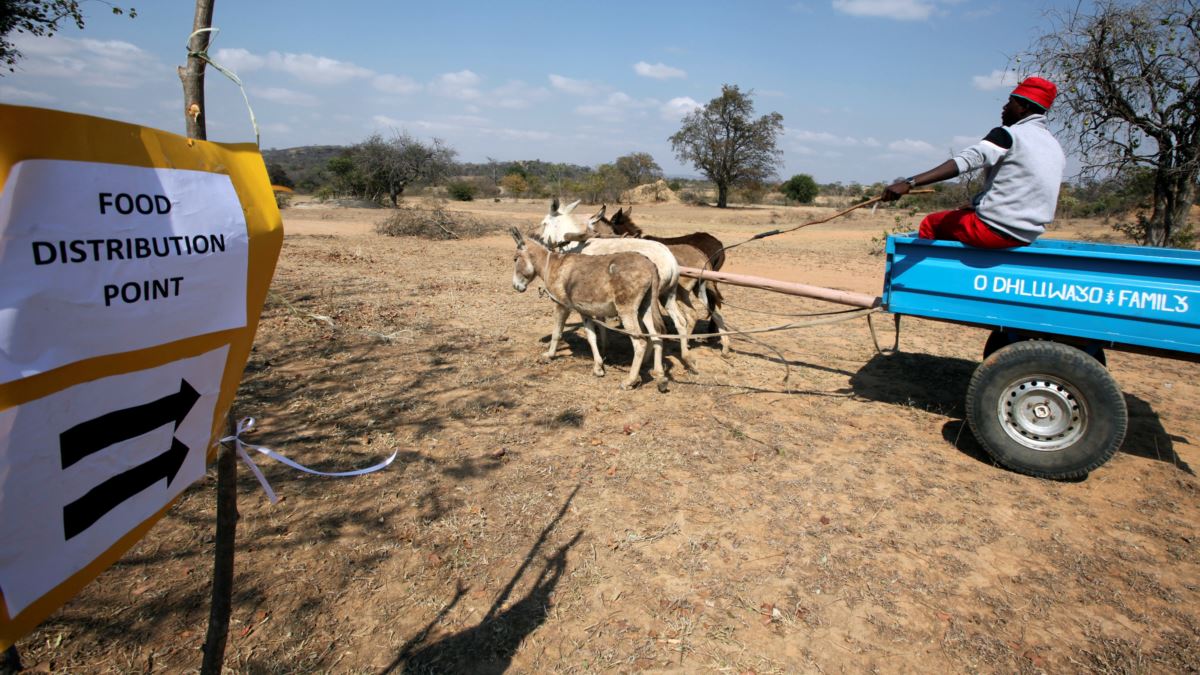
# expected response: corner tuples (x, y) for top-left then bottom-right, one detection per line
(883, 235), (1200, 355)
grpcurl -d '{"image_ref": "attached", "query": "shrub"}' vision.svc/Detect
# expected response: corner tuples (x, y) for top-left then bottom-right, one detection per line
(780, 174), (819, 204)
(375, 201), (504, 240)
(446, 180), (477, 201)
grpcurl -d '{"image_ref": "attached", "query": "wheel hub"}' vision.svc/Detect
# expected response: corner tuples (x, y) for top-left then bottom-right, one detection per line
(997, 376), (1087, 451)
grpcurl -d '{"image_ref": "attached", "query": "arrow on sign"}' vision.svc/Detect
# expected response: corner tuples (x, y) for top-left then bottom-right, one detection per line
(60, 379), (199, 469)
(59, 380), (199, 540)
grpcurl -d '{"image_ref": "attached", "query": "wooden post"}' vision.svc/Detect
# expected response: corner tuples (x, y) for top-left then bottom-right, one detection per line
(178, 1), (214, 142)
(176, 2), (237, 674)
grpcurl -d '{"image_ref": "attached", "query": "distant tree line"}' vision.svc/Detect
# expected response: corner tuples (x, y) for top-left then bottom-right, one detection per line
(264, 141), (674, 205)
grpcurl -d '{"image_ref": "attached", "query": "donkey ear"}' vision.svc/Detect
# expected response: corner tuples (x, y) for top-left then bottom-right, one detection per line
(613, 207), (624, 220)
(562, 199), (581, 215)
(549, 198), (560, 215)
(509, 226), (525, 248)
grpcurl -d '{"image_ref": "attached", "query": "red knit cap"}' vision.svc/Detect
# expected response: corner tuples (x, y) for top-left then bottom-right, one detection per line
(1011, 77), (1057, 111)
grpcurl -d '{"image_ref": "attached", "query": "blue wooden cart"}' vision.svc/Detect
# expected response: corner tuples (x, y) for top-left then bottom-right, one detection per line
(883, 235), (1200, 478)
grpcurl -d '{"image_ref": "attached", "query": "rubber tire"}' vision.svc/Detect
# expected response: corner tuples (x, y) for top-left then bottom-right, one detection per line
(983, 330), (1106, 366)
(966, 340), (1127, 479)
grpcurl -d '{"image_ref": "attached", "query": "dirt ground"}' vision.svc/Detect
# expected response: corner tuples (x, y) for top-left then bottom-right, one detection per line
(16, 196), (1200, 673)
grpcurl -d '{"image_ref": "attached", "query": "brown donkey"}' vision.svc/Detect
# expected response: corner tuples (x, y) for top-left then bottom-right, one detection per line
(510, 227), (668, 392)
(588, 206), (731, 355)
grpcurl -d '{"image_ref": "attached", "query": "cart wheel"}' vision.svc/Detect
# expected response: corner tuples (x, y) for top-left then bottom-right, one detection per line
(966, 340), (1126, 479)
(983, 330), (1106, 365)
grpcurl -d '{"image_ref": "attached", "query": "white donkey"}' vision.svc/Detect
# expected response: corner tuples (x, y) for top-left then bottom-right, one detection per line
(538, 199), (694, 371)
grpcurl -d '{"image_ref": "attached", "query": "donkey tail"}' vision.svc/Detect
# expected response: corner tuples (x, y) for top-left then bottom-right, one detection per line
(707, 282), (724, 310)
(648, 270), (666, 335)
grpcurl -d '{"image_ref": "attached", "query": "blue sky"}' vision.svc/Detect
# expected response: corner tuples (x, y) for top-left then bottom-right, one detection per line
(0, 0), (1084, 184)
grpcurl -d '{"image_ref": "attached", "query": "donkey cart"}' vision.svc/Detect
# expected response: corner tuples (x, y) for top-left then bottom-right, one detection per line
(683, 234), (1200, 479)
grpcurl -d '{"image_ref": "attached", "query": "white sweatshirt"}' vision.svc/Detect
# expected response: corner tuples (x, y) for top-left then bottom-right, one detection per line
(953, 114), (1066, 243)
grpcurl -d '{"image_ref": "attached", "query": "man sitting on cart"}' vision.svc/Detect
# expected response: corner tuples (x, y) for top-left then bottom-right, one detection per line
(882, 76), (1066, 249)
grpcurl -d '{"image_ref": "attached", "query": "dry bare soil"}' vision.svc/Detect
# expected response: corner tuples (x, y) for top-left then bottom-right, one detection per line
(19, 197), (1200, 673)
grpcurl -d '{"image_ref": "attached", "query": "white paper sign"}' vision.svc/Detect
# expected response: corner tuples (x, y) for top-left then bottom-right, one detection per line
(0, 160), (249, 384)
(0, 346), (227, 616)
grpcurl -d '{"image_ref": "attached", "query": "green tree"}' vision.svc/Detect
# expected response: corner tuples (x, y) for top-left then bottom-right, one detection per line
(1025, 0), (1199, 246)
(1, 1), (136, 72)
(781, 174), (819, 204)
(266, 162), (294, 189)
(614, 152), (663, 187)
(669, 84), (784, 208)
(352, 131), (456, 207)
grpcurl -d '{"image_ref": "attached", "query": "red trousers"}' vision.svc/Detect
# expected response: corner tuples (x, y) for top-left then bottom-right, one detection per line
(919, 209), (1026, 248)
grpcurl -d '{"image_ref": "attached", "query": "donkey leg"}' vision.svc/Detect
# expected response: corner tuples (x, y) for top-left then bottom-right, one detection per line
(619, 309), (647, 390)
(642, 302), (668, 393)
(709, 302), (732, 356)
(663, 289), (696, 373)
(582, 318), (606, 377)
(675, 280), (700, 349)
(542, 303), (570, 361)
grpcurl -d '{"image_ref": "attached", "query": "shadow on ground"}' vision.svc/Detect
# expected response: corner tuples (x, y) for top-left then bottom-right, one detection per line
(381, 485), (584, 674)
(850, 351), (1193, 475)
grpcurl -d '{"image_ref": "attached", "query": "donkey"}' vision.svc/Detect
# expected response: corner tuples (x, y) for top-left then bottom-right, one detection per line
(589, 205), (731, 355)
(510, 227), (668, 392)
(538, 199), (696, 371)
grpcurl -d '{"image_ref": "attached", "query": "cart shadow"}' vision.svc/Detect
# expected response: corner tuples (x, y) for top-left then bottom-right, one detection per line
(850, 352), (1193, 475)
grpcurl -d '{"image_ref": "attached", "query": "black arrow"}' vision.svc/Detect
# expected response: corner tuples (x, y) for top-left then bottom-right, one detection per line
(60, 379), (199, 470)
(62, 436), (190, 540)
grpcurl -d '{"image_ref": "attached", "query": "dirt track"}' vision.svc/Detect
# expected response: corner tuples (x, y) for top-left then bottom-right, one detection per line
(18, 197), (1200, 673)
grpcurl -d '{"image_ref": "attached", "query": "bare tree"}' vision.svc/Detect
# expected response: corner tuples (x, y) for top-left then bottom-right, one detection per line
(353, 131), (456, 207)
(1026, 0), (1199, 246)
(669, 85), (783, 208)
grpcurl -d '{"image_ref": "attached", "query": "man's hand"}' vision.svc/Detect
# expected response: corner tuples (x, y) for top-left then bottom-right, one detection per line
(882, 180), (911, 202)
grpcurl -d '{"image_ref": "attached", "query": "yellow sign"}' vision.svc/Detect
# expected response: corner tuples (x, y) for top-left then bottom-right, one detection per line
(0, 104), (283, 649)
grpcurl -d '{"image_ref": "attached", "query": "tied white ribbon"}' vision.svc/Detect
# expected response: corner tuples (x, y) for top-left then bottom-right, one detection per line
(219, 417), (398, 504)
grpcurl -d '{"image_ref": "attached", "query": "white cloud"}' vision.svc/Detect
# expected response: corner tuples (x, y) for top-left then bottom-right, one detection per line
(633, 61), (686, 80)
(12, 35), (159, 88)
(488, 80), (550, 109)
(372, 114), (405, 128)
(888, 138), (939, 154)
(549, 74), (600, 96)
(213, 47), (265, 71)
(255, 87), (319, 107)
(832, 0), (935, 21)
(0, 84), (55, 103)
(213, 48), (372, 85)
(575, 103), (623, 121)
(971, 69), (1018, 91)
(431, 70), (482, 100)
(496, 128), (553, 141)
(786, 128), (882, 148)
(661, 96), (700, 121)
(373, 74), (421, 95)
(267, 52), (373, 84)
